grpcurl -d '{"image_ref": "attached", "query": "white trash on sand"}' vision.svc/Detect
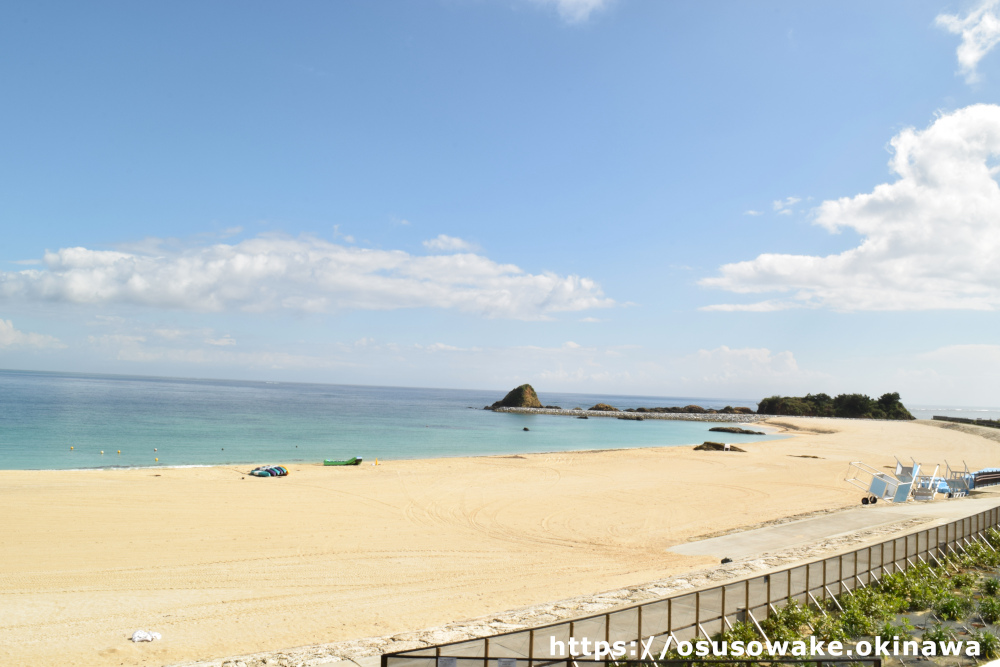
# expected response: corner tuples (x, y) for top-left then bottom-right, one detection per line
(130, 629), (162, 642)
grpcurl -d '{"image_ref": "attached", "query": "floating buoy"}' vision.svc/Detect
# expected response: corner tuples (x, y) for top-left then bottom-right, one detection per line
(154, 448), (157, 452)
(117, 450), (121, 454)
(100, 451), (104, 455)
(70, 446), (74, 450)
(155, 458), (159, 462)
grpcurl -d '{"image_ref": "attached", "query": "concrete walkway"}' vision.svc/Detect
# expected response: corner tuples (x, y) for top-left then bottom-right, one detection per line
(668, 494), (1000, 560)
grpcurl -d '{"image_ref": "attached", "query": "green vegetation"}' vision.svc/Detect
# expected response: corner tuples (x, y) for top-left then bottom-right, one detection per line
(973, 630), (1000, 659)
(756, 392), (914, 419)
(677, 528), (1000, 665)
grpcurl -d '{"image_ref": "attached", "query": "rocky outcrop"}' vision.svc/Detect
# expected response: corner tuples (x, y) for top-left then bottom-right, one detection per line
(694, 442), (746, 452)
(490, 384), (543, 409)
(631, 405), (755, 414)
(588, 403), (619, 411)
(708, 426), (765, 435)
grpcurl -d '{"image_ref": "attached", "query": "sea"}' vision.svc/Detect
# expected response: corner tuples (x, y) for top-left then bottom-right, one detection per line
(1, 369), (996, 471)
(0, 369), (777, 471)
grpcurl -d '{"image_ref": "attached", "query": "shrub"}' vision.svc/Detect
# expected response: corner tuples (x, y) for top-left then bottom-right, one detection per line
(765, 599), (815, 635)
(720, 620), (759, 644)
(952, 572), (977, 590)
(876, 618), (915, 640)
(983, 578), (1000, 597)
(922, 624), (955, 652)
(934, 594), (973, 621)
(812, 614), (849, 643)
(981, 597), (1000, 623)
(972, 630), (1000, 660)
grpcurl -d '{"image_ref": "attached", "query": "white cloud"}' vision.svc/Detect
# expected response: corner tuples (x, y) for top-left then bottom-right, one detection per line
(532, 0), (612, 23)
(205, 335), (236, 346)
(772, 196), (801, 215)
(0, 234), (612, 320)
(422, 234), (477, 252)
(701, 104), (1000, 312)
(744, 210), (763, 216)
(937, 0), (1000, 83)
(0, 319), (65, 349)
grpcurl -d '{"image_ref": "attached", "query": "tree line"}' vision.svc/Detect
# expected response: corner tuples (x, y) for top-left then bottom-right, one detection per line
(757, 392), (915, 419)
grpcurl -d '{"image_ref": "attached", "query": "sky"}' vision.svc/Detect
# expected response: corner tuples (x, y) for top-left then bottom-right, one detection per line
(2, 0), (1000, 405)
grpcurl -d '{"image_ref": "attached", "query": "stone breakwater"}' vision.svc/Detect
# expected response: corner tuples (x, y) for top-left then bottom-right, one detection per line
(489, 407), (768, 423)
(170, 510), (925, 667)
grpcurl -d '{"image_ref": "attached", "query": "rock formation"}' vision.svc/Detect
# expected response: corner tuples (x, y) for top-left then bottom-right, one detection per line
(708, 426), (765, 435)
(490, 384), (543, 409)
(588, 403), (619, 411)
(694, 442), (746, 452)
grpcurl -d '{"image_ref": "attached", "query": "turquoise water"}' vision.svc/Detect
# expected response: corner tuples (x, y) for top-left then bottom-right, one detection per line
(0, 369), (778, 470)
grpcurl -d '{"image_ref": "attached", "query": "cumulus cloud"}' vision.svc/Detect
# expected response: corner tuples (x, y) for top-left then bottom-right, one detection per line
(0, 319), (65, 349)
(532, 0), (612, 23)
(422, 234), (477, 252)
(0, 234), (612, 320)
(937, 0), (1000, 83)
(701, 104), (1000, 312)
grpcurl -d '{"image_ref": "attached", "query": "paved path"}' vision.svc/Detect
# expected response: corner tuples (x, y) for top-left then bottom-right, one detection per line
(668, 494), (1000, 559)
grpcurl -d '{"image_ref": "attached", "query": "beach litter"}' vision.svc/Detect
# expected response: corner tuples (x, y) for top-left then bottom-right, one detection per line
(130, 629), (161, 642)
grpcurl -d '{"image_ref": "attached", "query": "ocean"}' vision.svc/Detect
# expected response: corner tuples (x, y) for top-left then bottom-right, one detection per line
(0, 369), (777, 471)
(3, 369), (994, 471)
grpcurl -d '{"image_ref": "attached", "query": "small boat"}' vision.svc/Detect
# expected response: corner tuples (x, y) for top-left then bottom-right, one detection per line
(250, 465), (289, 477)
(324, 457), (362, 466)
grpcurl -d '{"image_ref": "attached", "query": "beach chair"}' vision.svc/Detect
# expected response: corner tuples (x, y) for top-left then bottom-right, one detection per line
(945, 460), (971, 498)
(845, 457), (919, 504)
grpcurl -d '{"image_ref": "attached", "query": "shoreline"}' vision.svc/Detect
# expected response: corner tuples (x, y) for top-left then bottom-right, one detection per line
(489, 406), (766, 421)
(4, 417), (1000, 667)
(0, 416), (784, 473)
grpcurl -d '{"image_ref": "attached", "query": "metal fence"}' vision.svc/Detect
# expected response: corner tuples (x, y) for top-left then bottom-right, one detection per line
(399, 660), (880, 667)
(382, 504), (1000, 667)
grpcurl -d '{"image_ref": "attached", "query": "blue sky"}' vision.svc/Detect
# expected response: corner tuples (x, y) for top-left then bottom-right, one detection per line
(2, 0), (1000, 405)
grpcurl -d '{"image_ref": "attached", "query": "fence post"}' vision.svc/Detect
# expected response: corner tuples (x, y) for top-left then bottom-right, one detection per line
(667, 598), (672, 637)
(720, 584), (726, 636)
(822, 561), (827, 600)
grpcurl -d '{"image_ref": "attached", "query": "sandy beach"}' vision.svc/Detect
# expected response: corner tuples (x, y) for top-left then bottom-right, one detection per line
(2, 417), (999, 667)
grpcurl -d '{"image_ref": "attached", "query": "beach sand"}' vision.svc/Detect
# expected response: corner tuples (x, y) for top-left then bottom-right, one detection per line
(2, 417), (998, 667)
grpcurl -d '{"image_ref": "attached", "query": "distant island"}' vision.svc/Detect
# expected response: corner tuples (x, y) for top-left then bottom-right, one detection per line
(756, 392), (915, 420)
(486, 384), (916, 421)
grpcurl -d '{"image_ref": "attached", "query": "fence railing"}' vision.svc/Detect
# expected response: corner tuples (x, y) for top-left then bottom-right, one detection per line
(407, 660), (880, 667)
(382, 504), (1000, 667)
